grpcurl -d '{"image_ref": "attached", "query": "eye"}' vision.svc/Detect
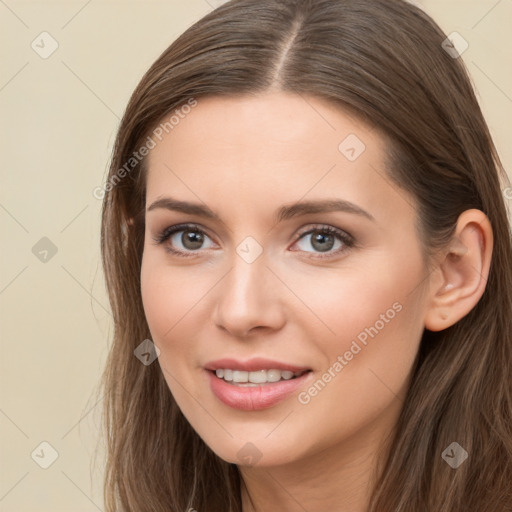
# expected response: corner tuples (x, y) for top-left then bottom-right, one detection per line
(291, 225), (354, 258)
(153, 223), (354, 259)
(152, 223), (215, 257)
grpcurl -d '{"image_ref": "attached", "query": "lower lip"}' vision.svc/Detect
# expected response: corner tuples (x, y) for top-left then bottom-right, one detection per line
(207, 370), (312, 411)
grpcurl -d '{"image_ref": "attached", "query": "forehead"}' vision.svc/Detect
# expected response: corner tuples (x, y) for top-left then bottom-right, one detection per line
(147, 92), (381, 168)
(144, 92), (410, 228)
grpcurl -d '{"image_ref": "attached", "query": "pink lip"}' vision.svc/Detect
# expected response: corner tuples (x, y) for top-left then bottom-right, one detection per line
(204, 357), (311, 373)
(206, 369), (313, 412)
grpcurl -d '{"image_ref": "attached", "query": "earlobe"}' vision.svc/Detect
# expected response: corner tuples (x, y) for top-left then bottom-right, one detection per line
(424, 209), (493, 332)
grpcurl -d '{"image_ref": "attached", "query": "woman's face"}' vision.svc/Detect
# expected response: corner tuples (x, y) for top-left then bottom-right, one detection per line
(140, 91), (431, 467)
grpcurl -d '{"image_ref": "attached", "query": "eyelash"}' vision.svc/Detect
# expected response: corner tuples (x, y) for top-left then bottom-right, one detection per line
(152, 223), (355, 260)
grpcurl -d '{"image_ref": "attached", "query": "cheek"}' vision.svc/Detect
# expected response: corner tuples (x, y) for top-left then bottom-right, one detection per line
(283, 250), (424, 355)
(141, 262), (176, 342)
(295, 257), (425, 428)
(289, 251), (425, 410)
(301, 301), (422, 449)
(140, 261), (198, 405)
(140, 255), (216, 365)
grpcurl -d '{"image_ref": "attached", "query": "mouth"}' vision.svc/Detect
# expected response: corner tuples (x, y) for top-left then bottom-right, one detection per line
(204, 359), (314, 411)
(211, 368), (310, 386)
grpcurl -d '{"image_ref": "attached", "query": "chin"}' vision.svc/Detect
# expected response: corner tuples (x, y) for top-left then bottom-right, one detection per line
(197, 430), (307, 468)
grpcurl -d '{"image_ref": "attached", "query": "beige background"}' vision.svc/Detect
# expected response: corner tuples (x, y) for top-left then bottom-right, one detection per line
(1, 0), (511, 510)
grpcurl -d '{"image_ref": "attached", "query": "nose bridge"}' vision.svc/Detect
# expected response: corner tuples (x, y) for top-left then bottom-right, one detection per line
(213, 244), (284, 336)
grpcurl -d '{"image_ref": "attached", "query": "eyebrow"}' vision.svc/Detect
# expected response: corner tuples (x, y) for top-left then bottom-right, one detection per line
(147, 196), (375, 223)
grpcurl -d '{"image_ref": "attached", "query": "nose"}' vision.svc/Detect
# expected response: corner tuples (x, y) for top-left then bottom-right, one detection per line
(212, 252), (286, 338)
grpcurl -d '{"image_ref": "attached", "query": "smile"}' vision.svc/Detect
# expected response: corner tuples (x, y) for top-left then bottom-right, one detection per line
(206, 369), (313, 411)
(214, 368), (307, 385)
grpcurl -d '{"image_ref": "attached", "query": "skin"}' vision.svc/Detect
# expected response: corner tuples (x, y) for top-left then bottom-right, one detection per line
(140, 91), (492, 512)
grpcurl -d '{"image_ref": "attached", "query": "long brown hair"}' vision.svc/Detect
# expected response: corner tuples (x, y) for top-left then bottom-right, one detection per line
(98, 0), (512, 510)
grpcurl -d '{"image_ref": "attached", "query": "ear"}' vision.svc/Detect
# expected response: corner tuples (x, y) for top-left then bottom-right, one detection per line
(424, 209), (493, 332)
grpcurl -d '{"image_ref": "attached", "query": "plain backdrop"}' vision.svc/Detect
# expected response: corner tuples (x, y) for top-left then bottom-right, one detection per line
(1, 1), (511, 510)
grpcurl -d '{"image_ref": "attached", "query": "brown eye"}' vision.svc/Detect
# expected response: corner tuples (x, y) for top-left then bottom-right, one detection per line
(180, 230), (205, 250)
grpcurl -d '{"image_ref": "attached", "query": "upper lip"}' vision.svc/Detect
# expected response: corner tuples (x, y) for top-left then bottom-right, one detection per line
(204, 358), (311, 373)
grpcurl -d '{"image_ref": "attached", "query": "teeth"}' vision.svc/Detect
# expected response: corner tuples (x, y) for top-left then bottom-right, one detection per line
(267, 369), (281, 382)
(214, 368), (305, 384)
(249, 370), (268, 384)
(232, 370), (248, 383)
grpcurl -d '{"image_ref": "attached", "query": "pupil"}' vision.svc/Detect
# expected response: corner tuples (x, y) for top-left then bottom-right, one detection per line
(312, 232), (334, 252)
(183, 231), (203, 250)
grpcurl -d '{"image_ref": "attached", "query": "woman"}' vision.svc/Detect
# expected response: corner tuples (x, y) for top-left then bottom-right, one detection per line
(98, 0), (512, 510)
